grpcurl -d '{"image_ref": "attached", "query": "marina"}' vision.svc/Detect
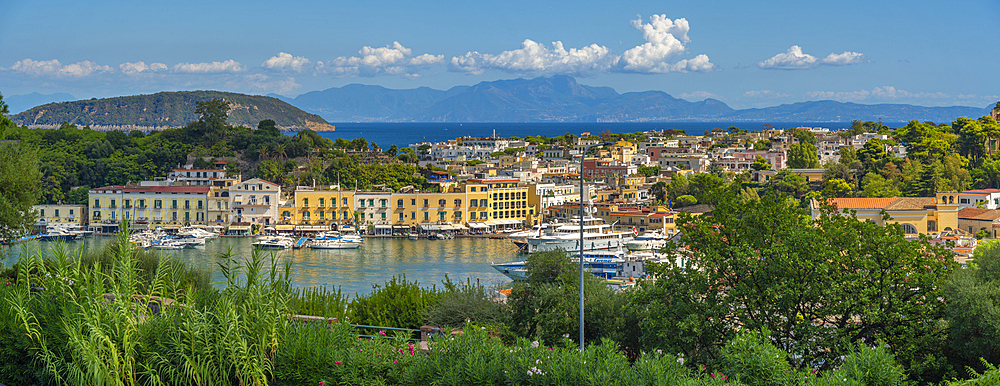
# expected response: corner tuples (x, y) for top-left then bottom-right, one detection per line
(2, 234), (519, 296)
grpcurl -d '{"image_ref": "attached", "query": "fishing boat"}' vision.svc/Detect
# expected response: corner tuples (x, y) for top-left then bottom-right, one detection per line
(36, 227), (81, 241)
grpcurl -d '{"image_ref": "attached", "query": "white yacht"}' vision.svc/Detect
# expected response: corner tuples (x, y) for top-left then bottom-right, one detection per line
(252, 235), (295, 249)
(513, 216), (634, 254)
(625, 230), (667, 252)
(310, 239), (361, 249)
(508, 223), (553, 241)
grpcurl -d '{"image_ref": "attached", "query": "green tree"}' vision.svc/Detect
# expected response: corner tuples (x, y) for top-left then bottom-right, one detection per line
(943, 241), (1000, 373)
(769, 169), (809, 198)
(821, 178), (854, 198)
(973, 157), (1000, 189)
(0, 92), (12, 140)
(636, 166), (660, 177)
(674, 194), (697, 207)
(0, 142), (42, 238)
(195, 99), (231, 128)
(750, 156), (771, 171)
(858, 138), (889, 172)
(787, 142), (820, 168)
(634, 191), (954, 379)
(649, 181), (667, 204)
(256, 119), (280, 137)
(861, 172), (902, 197)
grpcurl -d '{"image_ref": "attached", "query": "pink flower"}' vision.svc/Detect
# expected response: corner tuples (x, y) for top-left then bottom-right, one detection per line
(378, 330), (386, 336)
(335, 361), (341, 365)
(5, 281), (9, 286)
(393, 360), (398, 364)
(319, 382), (325, 386)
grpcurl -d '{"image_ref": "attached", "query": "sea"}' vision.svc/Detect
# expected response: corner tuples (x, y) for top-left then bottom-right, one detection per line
(314, 122), (906, 148)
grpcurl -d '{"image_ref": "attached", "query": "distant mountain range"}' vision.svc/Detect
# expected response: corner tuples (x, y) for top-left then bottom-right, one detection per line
(4, 92), (76, 115)
(10, 91), (335, 132)
(272, 75), (992, 123)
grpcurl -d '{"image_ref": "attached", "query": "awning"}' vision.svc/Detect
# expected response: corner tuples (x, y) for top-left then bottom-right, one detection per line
(392, 225), (410, 229)
(420, 224), (440, 231)
(374, 225), (392, 229)
(295, 225), (330, 231)
(275, 225), (295, 231)
(228, 225), (250, 231)
(484, 221), (498, 226)
(468, 223), (488, 229)
(159, 224), (182, 229)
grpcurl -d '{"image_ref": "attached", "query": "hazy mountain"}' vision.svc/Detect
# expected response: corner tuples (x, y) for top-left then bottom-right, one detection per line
(727, 100), (991, 124)
(283, 84), (469, 121)
(4, 92), (76, 114)
(10, 91), (335, 131)
(279, 75), (989, 123)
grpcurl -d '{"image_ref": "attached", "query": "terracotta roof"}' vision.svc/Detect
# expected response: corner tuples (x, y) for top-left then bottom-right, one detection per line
(828, 197), (936, 210)
(964, 189), (1000, 194)
(957, 207), (1000, 221)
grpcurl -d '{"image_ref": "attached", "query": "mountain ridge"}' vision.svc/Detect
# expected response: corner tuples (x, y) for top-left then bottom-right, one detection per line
(277, 75), (991, 123)
(9, 91), (335, 132)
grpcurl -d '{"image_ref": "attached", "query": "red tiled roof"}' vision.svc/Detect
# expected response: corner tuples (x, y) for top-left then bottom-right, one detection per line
(957, 207), (1000, 221)
(828, 197), (936, 210)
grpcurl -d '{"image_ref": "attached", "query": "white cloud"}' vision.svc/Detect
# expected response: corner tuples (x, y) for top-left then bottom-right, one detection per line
(744, 90), (791, 98)
(323, 42), (443, 77)
(759, 46), (865, 70)
(616, 14), (714, 73)
(820, 51), (864, 66)
(806, 86), (954, 102)
(449, 39), (615, 75)
(261, 52), (311, 72)
(9, 58), (113, 77)
(238, 74), (301, 95)
(679, 91), (717, 100)
(119, 61), (168, 74)
(172, 60), (244, 73)
(450, 14), (714, 76)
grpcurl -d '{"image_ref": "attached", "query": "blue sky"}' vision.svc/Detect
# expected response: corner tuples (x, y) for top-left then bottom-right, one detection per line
(1, 0), (998, 110)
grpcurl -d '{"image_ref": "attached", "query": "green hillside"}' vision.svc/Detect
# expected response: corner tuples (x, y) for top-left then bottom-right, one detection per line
(10, 90), (335, 131)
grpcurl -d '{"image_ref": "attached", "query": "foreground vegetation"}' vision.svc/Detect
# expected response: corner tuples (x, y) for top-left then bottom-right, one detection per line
(3, 189), (1000, 385)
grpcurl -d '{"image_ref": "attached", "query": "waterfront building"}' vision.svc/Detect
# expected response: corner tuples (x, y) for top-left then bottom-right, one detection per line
(167, 165), (233, 186)
(468, 177), (540, 228)
(811, 193), (960, 235)
(230, 178), (281, 226)
(289, 186), (356, 232)
(32, 204), (87, 230)
(88, 184), (211, 232)
(208, 178), (237, 226)
(356, 191), (394, 234)
(390, 184), (489, 233)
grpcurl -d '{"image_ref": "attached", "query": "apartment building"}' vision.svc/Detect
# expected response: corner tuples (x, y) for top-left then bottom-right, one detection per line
(33, 204), (87, 229)
(89, 185), (211, 232)
(230, 178), (281, 225)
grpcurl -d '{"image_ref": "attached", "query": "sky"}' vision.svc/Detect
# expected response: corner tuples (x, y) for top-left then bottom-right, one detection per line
(1, 0), (998, 110)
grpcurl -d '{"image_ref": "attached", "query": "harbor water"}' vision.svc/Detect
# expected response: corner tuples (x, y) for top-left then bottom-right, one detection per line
(2, 236), (518, 296)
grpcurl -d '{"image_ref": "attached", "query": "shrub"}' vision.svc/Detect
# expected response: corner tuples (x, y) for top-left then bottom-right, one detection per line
(348, 275), (440, 329)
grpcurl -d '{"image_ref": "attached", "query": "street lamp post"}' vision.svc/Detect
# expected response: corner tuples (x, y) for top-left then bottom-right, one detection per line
(579, 141), (613, 351)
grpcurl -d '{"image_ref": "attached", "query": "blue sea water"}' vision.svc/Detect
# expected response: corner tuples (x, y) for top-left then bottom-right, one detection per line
(314, 122), (904, 149)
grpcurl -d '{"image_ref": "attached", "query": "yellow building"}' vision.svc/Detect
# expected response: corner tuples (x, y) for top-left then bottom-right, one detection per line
(390, 184), (489, 232)
(33, 204), (87, 229)
(89, 184), (210, 232)
(288, 187), (357, 231)
(609, 140), (637, 163)
(812, 193), (959, 235)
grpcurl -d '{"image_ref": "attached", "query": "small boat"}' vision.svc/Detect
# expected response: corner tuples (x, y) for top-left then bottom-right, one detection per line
(407, 232), (420, 240)
(310, 239), (361, 249)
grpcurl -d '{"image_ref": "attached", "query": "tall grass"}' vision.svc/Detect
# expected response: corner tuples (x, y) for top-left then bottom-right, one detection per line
(289, 285), (349, 320)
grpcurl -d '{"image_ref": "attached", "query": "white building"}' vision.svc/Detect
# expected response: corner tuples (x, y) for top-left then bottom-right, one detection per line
(230, 178), (281, 225)
(955, 189), (1000, 209)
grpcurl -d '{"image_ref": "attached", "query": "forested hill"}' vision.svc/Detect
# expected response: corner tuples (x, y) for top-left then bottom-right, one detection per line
(10, 91), (335, 132)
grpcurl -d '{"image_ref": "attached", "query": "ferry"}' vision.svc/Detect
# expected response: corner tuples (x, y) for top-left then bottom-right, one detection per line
(512, 216), (634, 254)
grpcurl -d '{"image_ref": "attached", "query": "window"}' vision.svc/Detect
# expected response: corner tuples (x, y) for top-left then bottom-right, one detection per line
(93, 210), (99, 218)
(454, 199), (462, 207)
(397, 199), (404, 207)
(69, 209), (74, 215)
(471, 200), (478, 207)
(411, 212), (416, 219)
(424, 212), (429, 221)
(359, 199), (365, 207)
(439, 199), (446, 206)
(94, 199), (100, 208)
(304, 211), (311, 219)
(304, 198), (309, 207)
(381, 213), (386, 220)
(319, 198), (325, 207)
(380, 199), (387, 207)
(111, 199), (116, 208)
(399, 213), (404, 221)
(411, 199), (416, 205)
(480, 212), (487, 219)
(320, 211), (325, 219)
(342, 198), (348, 207)
(423, 199), (429, 207)
(40, 209), (45, 217)
(439, 213), (446, 221)
(455, 211), (462, 219)
(368, 199), (374, 206)
(480, 199), (487, 207)
(155, 200), (162, 209)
